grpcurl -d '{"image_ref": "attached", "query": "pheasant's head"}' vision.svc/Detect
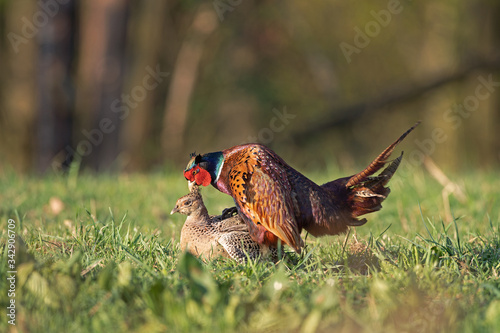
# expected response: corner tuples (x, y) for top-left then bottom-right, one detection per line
(184, 153), (211, 188)
(184, 151), (224, 189)
(170, 187), (204, 216)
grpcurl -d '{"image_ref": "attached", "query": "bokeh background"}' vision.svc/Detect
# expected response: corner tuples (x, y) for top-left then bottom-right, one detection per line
(1, 0), (499, 174)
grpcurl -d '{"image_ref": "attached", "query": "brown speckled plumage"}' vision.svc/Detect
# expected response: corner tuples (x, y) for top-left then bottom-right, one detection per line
(171, 187), (277, 263)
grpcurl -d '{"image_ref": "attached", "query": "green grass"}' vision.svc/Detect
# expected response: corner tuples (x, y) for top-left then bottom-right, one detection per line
(1, 166), (500, 332)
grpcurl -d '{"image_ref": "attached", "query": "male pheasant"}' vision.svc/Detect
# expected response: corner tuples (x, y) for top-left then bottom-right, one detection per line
(184, 123), (419, 253)
(171, 187), (277, 263)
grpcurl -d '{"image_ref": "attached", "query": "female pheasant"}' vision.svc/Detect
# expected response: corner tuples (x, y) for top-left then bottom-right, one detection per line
(184, 123), (419, 253)
(171, 186), (277, 263)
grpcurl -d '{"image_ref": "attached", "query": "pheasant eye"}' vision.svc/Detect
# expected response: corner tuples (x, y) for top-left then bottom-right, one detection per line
(184, 200), (192, 206)
(192, 168), (199, 175)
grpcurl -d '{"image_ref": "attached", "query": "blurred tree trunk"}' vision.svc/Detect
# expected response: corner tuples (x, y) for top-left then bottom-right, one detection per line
(161, 4), (218, 162)
(76, 0), (129, 171)
(493, 4), (500, 165)
(473, 2), (500, 166)
(1, 1), (37, 172)
(121, 1), (169, 171)
(36, 0), (76, 173)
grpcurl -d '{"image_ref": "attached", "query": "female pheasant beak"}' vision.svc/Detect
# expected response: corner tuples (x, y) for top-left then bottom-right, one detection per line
(188, 180), (196, 191)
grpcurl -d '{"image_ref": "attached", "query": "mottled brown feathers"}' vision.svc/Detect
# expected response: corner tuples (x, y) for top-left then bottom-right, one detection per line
(171, 187), (277, 263)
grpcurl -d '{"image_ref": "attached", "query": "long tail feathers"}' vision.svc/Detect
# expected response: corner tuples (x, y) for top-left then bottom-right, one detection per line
(346, 153), (403, 219)
(344, 122), (420, 221)
(346, 121), (420, 188)
(364, 151), (404, 189)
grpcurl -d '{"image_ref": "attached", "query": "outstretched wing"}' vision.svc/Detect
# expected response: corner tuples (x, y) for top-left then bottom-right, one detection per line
(227, 145), (303, 252)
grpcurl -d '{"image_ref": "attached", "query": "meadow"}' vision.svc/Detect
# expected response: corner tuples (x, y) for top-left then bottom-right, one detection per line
(1, 164), (499, 332)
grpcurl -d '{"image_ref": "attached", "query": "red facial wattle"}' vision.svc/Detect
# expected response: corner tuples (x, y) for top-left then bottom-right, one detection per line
(183, 169), (195, 182)
(184, 165), (211, 186)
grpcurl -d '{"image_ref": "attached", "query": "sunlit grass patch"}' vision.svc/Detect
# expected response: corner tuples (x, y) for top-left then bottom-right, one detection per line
(0, 169), (499, 332)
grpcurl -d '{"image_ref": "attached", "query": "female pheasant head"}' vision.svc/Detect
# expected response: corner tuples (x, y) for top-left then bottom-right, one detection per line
(184, 151), (224, 190)
(170, 186), (204, 216)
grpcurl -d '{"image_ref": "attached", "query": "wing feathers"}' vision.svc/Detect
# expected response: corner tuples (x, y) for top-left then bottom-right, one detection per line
(228, 146), (303, 252)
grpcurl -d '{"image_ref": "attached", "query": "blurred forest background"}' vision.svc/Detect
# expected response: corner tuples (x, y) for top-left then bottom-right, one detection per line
(0, 0), (499, 174)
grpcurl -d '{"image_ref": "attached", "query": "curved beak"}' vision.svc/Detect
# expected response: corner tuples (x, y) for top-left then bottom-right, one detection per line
(188, 180), (196, 191)
(170, 206), (178, 215)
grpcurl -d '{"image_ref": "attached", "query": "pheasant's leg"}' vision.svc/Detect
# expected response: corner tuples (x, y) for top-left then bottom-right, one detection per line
(221, 206), (238, 219)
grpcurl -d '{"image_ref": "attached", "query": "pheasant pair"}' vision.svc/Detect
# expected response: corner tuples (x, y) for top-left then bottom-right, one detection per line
(171, 186), (277, 263)
(183, 123), (420, 253)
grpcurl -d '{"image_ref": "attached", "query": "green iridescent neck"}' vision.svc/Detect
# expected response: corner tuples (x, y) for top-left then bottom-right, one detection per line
(202, 152), (224, 183)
